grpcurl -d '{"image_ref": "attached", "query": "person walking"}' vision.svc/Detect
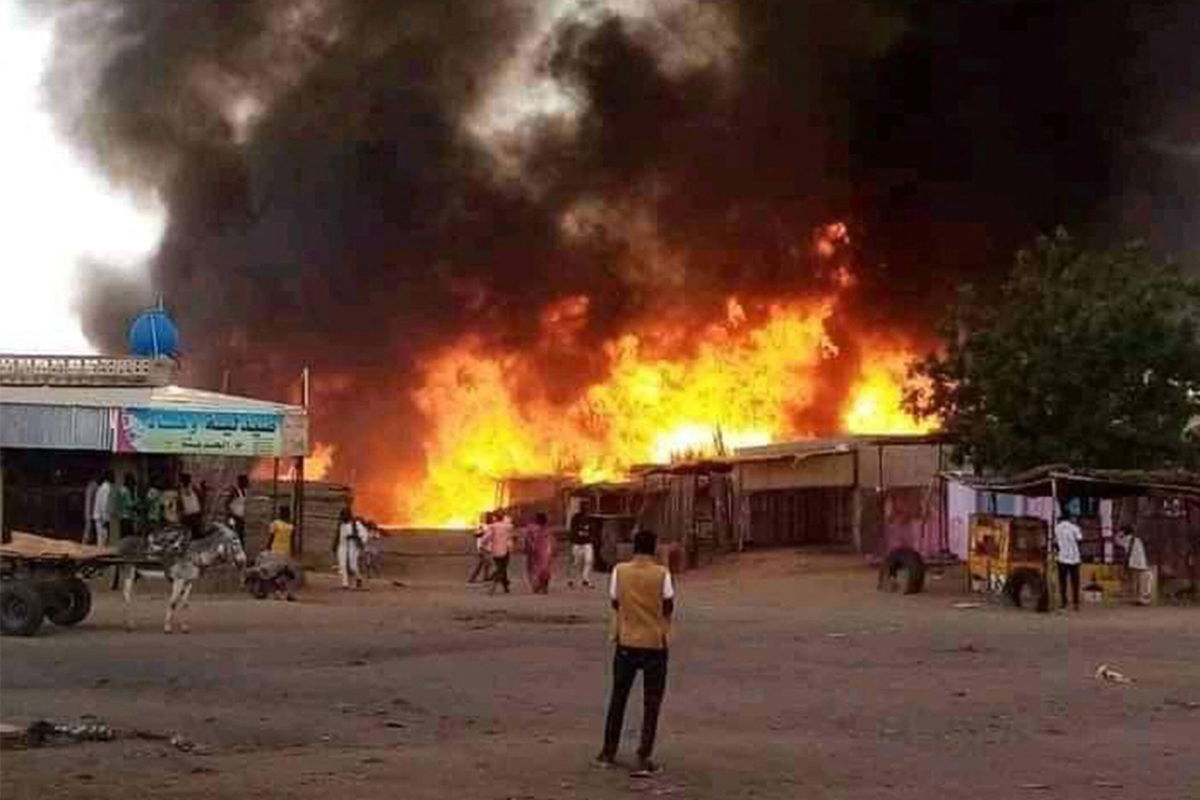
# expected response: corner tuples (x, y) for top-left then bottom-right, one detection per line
(468, 512), (496, 584)
(225, 475), (250, 545)
(333, 507), (365, 589)
(1054, 509), (1083, 611)
(568, 502), (596, 588)
(480, 511), (516, 594)
(524, 512), (555, 594)
(92, 471), (114, 548)
(1117, 525), (1153, 605)
(596, 529), (675, 775)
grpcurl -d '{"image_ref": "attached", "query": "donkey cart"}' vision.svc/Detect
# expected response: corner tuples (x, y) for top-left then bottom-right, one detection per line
(0, 533), (124, 637)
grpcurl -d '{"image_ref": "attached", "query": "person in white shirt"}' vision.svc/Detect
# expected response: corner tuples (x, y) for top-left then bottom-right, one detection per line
(333, 507), (367, 589)
(1117, 525), (1152, 605)
(92, 471), (114, 548)
(179, 473), (203, 539)
(225, 475), (249, 545)
(479, 512), (516, 594)
(1054, 511), (1083, 610)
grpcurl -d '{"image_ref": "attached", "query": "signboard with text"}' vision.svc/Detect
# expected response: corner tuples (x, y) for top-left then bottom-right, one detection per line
(116, 408), (289, 456)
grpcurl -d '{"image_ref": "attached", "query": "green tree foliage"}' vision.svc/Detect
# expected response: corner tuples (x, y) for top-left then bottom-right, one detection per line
(906, 231), (1200, 473)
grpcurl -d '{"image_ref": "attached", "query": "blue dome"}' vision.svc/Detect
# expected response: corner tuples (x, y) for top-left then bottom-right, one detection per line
(128, 308), (180, 358)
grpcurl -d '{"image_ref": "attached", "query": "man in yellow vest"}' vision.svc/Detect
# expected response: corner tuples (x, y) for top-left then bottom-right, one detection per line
(595, 529), (675, 775)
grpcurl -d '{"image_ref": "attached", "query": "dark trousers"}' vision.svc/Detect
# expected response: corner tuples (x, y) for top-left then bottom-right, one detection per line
(1058, 562), (1081, 609)
(231, 516), (246, 545)
(602, 646), (668, 760)
(468, 552), (493, 583)
(183, 513), (203, 539)
(491, 555), (510, 593)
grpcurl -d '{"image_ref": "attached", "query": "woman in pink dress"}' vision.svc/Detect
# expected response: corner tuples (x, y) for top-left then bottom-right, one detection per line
(524, 513), (555, 594)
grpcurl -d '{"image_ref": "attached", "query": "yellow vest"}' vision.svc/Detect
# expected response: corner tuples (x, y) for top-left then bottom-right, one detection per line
(268, 521), (294, 555)
(612, 556), (671, 650)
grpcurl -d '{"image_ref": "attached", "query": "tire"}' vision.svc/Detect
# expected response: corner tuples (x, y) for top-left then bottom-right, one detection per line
(1007, 569), (1049, 613)
(878, 548), (926, 595)
(246, 575), (270, 600)
(1, 580), (45, 636)
(43, 577), (92, 626)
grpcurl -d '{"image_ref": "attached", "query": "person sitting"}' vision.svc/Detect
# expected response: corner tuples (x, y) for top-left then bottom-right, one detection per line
(254, 505), (298, 601)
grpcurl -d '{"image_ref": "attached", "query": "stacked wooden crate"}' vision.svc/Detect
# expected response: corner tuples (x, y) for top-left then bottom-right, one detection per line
(244, 480), (352, 559)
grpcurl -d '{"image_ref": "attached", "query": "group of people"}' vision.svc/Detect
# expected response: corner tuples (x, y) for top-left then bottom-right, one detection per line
(85, 471), (250, 548)
(1054, 511), (1154, 608)
(470, 503), (599, 595)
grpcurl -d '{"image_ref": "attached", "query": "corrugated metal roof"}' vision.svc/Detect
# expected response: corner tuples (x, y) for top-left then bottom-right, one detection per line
(0, 404), (113, 450)
(0, 384), (302, 415)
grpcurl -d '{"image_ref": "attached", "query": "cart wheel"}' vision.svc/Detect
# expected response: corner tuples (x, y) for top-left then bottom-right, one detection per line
(43, 577), (93, 626)
(1007, 569), (1049, 613)
(246, 575), (270, 600)
(1, 580), (46, 636)
(878, 548), (926, 595)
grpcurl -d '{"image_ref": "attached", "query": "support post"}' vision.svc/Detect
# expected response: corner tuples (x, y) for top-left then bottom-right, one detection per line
(1047, 477), (1059, 611)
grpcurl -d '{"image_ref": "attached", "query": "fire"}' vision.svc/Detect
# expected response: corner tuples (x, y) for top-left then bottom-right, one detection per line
(841, 349), (935, 435)
(252, 441), (336, 482)
(401, 291), (935, 526)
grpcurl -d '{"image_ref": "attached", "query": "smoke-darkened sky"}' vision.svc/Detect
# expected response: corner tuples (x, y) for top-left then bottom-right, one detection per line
(23, 0), (1199, 507)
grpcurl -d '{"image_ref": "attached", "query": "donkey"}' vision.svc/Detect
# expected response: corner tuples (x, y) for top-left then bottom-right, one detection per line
(120, 522), (247, 633)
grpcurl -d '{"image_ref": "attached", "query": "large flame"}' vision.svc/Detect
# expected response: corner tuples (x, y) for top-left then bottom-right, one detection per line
(401, 288), (934, 526)
(253, 441), (336, 482)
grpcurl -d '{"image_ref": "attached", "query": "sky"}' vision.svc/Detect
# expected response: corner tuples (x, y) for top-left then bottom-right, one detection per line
(0, 3), (162, 356)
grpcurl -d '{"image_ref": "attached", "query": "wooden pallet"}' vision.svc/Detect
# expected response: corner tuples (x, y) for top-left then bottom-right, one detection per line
(0, 532), (115, 560)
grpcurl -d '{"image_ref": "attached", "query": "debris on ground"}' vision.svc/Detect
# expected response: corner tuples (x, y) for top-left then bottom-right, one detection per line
(26, 719), (115, 747)
(952, 602), (984, 609)
(169, 733), (196, 752)
(825, 633), (848, 639)
(1018, 783), (1052, 790)
(1094, 665), (1133, 684)
(1093, 780), (1123, 788)
(1164, 698), (1200, 710)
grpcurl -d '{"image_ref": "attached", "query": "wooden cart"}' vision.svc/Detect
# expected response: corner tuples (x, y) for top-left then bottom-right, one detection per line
(0, 533), (125, 636)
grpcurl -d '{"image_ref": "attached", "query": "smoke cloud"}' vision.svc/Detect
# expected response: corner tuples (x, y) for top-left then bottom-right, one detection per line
(27, 0), (1200, 512)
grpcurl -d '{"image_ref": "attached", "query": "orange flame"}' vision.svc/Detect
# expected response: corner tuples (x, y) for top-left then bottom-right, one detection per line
(400, 291), (934, 526)
(252, 441), (336, 482)
(841, 347), (935, 435)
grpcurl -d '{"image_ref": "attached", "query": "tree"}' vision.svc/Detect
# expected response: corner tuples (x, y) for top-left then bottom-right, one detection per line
(906, 231), (1200, 473)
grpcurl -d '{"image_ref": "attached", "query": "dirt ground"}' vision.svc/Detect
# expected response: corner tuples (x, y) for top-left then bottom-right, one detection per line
(2, 549), (1198, 800)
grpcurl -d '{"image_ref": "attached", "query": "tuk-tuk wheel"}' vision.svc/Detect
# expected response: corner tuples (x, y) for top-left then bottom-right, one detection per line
(1007, 569), (1049, 612)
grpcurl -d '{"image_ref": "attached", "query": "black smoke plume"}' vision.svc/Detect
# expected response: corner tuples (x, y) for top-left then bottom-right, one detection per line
(27, 0), (1200, 515)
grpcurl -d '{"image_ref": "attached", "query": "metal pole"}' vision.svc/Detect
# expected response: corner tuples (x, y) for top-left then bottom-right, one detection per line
(1048, 477), (1059, 611)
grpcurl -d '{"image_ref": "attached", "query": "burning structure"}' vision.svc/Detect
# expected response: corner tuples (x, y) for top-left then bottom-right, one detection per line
(31, 1), (1199, 526)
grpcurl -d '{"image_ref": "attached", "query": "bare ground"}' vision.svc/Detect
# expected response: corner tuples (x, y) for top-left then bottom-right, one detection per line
(2, 550), (1198, 800)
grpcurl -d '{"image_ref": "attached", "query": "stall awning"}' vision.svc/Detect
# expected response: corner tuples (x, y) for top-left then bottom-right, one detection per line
(942, 464), (1200, 499)
(1, 384), (308, 457)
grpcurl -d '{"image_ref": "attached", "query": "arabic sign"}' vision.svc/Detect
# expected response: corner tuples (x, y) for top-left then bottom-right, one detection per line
(116, 408), (290, 456)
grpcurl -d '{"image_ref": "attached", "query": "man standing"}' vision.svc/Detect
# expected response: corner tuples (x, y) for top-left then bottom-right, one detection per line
(597, 529), (675, 776)
(1054, 510), (1083, 611)
(480, 511), (515, 594)
(92, 471), (114, 548)
(225, 475), (250, 545)
(116, 474), (138, 541)
(568, 501), (596, 589)
(1117, 525), (1153, 605)
(179, 473), (203, 539)
(83, 476), (98, 543)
